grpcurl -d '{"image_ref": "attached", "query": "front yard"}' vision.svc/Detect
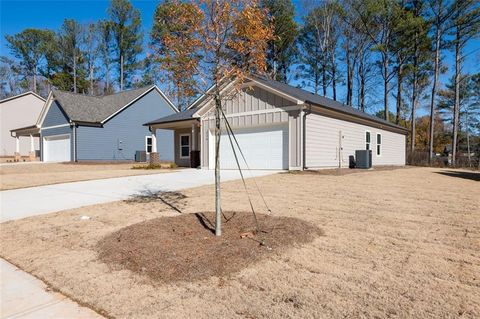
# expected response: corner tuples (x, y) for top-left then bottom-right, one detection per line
(0, 167), (479, 318)
(0, 162), (175, 190)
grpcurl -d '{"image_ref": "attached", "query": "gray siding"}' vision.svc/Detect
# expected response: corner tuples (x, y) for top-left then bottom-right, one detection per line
(40, 125), (73, 161)
(76, 90), (175, 161)
(43, 101), (69, 127)
(200, 86), (296, 168)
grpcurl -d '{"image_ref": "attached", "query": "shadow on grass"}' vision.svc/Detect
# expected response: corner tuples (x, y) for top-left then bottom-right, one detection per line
(126, 190), (187, 213)
(435, 170), (480, 182)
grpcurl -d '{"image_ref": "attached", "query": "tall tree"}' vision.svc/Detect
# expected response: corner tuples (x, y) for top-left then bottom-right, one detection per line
(150, 0), (202, 110)
(155, 0), (273, 236)
(354, 0), (403, 122)
(426, 0), (454, 163)
(98, 20), (114, 94)
(59, 19), (84, 93)
(83, 23), (98, 95)
(5, 29), (53, 93)
(262, 0), (297, 82)
(108, 0), (143, 91)
(0, 56), (27, 98)
(449, 0), (480, 166)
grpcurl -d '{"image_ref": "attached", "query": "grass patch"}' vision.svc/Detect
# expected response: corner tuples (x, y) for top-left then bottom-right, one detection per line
(131, 162), (177, 170)
(97, 211), (323, 283)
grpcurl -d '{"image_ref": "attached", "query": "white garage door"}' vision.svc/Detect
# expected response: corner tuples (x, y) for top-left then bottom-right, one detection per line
(43, 134), (71, 162)
(209, 125), (288, 170)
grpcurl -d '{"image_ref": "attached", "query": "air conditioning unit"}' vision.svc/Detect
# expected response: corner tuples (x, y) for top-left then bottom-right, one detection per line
(355, 150), (372, 169)
(135, 151), (147, 162)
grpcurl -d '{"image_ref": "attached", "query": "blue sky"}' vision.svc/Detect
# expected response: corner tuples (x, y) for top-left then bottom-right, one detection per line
(1, 0), (479, 116)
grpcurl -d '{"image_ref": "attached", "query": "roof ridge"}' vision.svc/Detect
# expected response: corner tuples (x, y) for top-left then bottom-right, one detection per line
(52, 85), (153, 100)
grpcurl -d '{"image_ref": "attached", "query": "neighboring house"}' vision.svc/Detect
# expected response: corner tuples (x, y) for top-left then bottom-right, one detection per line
(145, 76), (408, 170)
(1, 91), (45, 158)
(38, 85), (178, 162)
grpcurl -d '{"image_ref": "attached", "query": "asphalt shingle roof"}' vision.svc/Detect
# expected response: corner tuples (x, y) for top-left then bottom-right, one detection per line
(144, 107), (198, 126)
(52, 86), (153, 123)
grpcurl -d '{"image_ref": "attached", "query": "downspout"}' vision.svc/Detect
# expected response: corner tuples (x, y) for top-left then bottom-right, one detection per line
(72, 122), (77, 162)
(302, 105), (311, 170)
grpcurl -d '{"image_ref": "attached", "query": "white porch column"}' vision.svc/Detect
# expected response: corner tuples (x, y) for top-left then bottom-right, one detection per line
(30, 134), (35, 152)
(151, 129), (157, 153)
(15, 136), (20, 153)
(191, 123), (198, 151)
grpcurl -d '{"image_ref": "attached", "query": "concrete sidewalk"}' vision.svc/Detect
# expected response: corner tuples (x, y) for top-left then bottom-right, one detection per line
(0, 168), (276, 222)
(0, 259), (102, 319)
(1, 168), (277, 318)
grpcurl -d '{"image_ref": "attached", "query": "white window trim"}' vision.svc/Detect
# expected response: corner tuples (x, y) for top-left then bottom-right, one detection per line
(365, 130), (371, 151)
(376, 133), (382, 157)
(179, 133), (190, 159)
(145, 135), (153, 154)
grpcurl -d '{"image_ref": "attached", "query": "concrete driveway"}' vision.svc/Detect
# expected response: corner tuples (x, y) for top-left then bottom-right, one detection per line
(0, 168), (277, 319)
(0, 168), (276, 223)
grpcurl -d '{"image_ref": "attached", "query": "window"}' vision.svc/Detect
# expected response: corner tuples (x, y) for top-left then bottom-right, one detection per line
(376, 133), (382, 156)
(365, 131), (371, 150)
(145, 136), (152, 154)
(180, 134), (190, 158)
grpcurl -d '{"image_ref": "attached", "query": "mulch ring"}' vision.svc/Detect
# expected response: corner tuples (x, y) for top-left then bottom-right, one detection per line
(97, 211), (323, 283)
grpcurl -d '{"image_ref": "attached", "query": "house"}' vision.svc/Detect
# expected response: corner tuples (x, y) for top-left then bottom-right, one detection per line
(144, 76), (408, 170)
(37, 85), (178, 162)
(1, 91), (46, 160)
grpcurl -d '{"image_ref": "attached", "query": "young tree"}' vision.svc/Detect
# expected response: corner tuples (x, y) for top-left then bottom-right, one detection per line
(449, 0), (480, 166)
(150, 0), (202, 110)
(97, 20), (114, 94)
(262, 0), (297, 82)
(108, 0), (143, 91)
(154, 0), (273, 236)
(5, 29), (53, 93)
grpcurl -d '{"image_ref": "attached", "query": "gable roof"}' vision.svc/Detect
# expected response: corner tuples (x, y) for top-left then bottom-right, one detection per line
(0, 91), (46, 104)
(146, 75), (408, 133)
(48, 85), (178, 124)
(249, 76), (407, 132)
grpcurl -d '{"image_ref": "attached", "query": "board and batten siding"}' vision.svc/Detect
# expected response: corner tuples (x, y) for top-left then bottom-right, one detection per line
(76, 89), (175, 161)
(40, 125), (73, 161)
(305, 112), (406, 168)
(200, 86), (296, 168)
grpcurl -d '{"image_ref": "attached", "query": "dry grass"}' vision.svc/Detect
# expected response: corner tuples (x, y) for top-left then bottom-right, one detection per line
(0, 167), (479, 318)
(0, 162), (176, 190)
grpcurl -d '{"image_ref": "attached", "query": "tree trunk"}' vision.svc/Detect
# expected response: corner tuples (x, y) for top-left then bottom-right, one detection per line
(33, 66), (37, 93)
(214, 93), (222, 236)
(73, 52), (77, 93)
(465, 111), (471, 167)
(429, 25), (441, 164)
(331, 49), (337, 101)
(322, 58), (327, 97)
(359, 57), (365, 112)
(452, 32), (461, 167)
(396, 64), (404, 125)
(90, 64), (94, 95)
(383, 53), (389, 122)
(411, 45), (419, 154)
(346, 42), (353, 106)
(120, 54), (124, 91)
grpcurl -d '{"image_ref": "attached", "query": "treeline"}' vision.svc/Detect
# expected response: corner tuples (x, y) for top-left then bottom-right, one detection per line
(1, 0), (479, 166)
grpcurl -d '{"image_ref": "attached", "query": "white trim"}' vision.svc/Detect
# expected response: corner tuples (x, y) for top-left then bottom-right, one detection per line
(37, 91), (54, 127)
(72, 125), (76, 161)
(101, 85), (179, 124)
(203, 105), (302, 120)
(365, 130), (371, 151)
(179, 133), (190, 159)
(145, 135), (153, 154)
(41, 123), (71, 130)
(376, 133), (382, 157)
(0, 91), (46, 104)
(192, 80), (239, 118)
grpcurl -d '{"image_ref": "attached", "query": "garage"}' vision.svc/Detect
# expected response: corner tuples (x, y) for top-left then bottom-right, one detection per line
(209, 125), (288, 170)
(43, 134), (71, 162)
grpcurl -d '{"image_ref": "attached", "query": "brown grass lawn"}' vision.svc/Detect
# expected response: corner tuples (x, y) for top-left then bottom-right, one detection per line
(0, 162), (176, 190)
(0, 167), (479, 318)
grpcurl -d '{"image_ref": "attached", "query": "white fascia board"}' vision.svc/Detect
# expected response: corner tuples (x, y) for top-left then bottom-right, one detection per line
(37, 91), (54, 127)
(244, 77), (303, 105)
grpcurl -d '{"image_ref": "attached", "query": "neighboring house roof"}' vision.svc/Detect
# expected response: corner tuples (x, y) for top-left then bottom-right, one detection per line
(0, 91), (46, 104)
(144, 108), (198, 126)
(147, 75), (408, 133)
(49, 85), (178, 124)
